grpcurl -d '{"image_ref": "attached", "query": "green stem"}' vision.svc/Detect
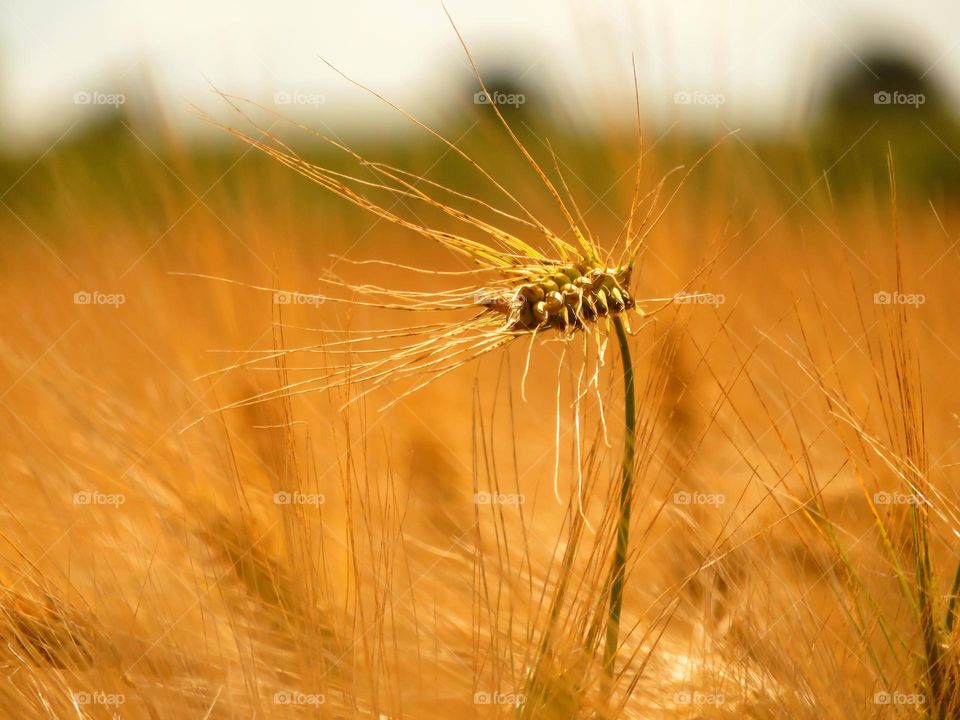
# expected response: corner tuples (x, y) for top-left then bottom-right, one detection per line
(945, 556), (960, 633)
(604, 316), (636, 677)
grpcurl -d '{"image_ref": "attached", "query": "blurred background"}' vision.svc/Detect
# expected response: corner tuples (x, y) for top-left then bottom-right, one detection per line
(3, 0), (960, 194)
(3, 3), (960, 717)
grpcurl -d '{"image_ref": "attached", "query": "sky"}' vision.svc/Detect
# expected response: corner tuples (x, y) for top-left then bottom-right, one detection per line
(2, 0), (958, 149)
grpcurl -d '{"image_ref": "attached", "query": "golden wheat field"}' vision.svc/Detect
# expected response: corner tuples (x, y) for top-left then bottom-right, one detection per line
(3, 9), (960, 719)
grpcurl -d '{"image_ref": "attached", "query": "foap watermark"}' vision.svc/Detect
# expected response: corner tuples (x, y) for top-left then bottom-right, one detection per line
(873, 90), (925, 108)
(73, 90), (125, 108)
(273, 291), (325, 306)
(673, 490), (725, 507)
(873, 290), (925, 307)
(674, 691), (725, 706)
(74, 290), (125, 308)
(673, 91), (725, 108)
(273, 491), (325, 506)
(874, 691), (925, 706)
(273, 690), (325, 706)
(673, 292), (725, 306)
(273, 90), (326, 108)
(73, 490), (126, 507)
(474, 491), (525, 507)
(473, 690), (525, 706)
(73, 691), (125, 707)
(474, 90), (526, 108)
(874, 490), (922, 507)
(474, 289), (517, 306)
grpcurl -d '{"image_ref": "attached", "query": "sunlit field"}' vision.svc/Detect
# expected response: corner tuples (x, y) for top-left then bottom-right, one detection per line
(2, 54), (960, 719)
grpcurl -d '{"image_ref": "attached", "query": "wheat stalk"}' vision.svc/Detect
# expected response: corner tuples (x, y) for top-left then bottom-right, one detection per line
(194, 19), (733, 692)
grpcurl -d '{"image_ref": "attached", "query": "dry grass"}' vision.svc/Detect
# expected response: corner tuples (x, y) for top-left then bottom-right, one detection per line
(1, 84), (960, 719)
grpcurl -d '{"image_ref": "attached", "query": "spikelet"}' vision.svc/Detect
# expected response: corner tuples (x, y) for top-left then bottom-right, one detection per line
(187, 20), (730, 428)
(187, 122), (725, 425)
